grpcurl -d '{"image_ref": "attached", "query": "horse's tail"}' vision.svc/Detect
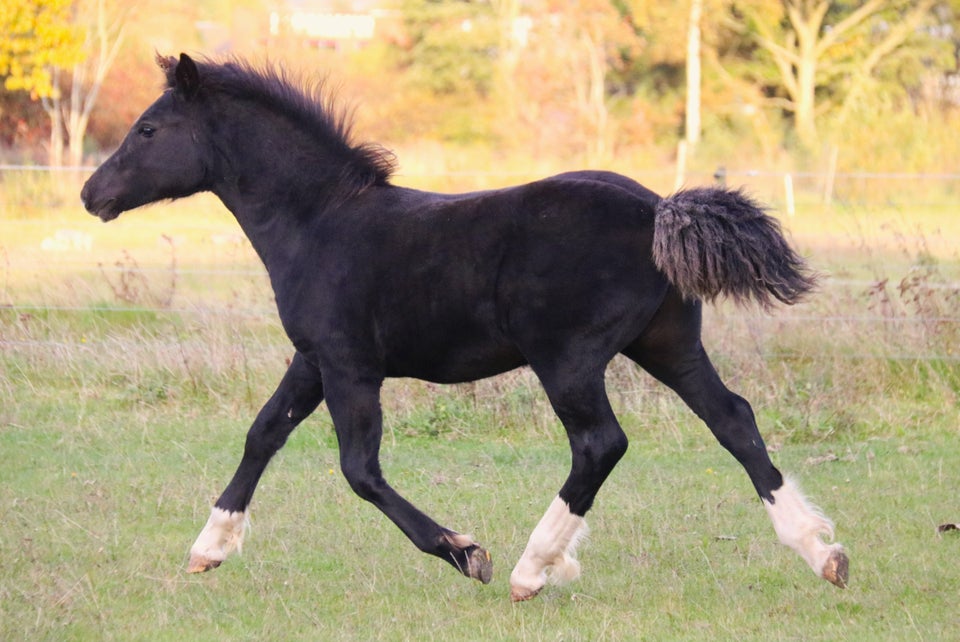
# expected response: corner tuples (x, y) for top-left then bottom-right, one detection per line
(652, 186), (818, 308)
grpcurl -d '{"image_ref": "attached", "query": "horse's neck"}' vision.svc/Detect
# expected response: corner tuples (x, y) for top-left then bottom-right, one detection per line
(210, 148), (332, 272)
(207, 108), (377, 274)
(215, 187), (311, 276)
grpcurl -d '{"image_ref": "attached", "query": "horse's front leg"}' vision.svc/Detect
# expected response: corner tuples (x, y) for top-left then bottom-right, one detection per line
(188, 352), (325, 572)
(509, 365), (628, 601)
(323, 373), (493, 584)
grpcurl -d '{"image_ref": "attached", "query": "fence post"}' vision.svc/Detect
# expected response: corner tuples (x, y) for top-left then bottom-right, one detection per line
(784, 173), (795, 217)
(823, 145), (838, 205)
(674, 140), (687, 192)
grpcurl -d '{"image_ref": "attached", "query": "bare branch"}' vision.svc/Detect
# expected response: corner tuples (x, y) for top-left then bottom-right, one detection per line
(814, 0), (886, 56)
(786, 0), (830, 51)
(857, 0), (935, 77)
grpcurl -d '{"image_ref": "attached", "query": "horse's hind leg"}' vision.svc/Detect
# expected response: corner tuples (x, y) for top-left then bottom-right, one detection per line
(509, 363), (628, 601)
(188, 352), (325, 572)
(622, 292), (848, 588)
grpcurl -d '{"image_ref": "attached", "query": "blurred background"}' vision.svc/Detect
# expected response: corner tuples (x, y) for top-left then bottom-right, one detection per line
(2, 0), (959, 177)
(2, 0), (957, 452)
(1, 0), (957, 416)
(1, 0), (958, 419)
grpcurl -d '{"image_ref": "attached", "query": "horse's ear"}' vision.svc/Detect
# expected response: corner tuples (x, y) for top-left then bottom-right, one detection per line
(174, 53), (201, 99)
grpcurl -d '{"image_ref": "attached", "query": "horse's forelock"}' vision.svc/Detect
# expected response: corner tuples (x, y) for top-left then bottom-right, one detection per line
(155, 53), (178, 86)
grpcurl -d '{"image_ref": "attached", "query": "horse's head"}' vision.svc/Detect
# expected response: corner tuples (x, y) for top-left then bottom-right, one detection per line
(81, 53), (212, 222)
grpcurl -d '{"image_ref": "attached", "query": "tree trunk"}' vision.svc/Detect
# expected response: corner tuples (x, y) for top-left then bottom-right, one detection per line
(62, 0), (126, 167)
(685, 0), (702, 151)
(48, 107), (64, 167)
(788, 0), (828, 151)
(42, 68), (65, 167)
(492, 0), (522, 122)
(573, 27), (609, 164)
(793, 53), (818, 150)
(586, 30), (608, 162)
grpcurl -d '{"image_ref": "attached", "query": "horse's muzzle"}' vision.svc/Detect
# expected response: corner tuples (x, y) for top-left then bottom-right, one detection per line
(80, 181), (121, 222)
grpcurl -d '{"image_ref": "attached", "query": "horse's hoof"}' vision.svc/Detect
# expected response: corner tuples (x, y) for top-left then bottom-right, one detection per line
(466, 546), (493, 584)
(187, 555), (222, 574)
(510, 585), (541, 602)
(822, 549), (849, 588)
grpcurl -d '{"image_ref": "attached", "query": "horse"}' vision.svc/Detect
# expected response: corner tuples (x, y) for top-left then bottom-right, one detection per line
(81, 53), (848, 601)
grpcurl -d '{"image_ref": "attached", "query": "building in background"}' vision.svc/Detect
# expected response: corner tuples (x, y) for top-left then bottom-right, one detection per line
(265, 1), (399, 52)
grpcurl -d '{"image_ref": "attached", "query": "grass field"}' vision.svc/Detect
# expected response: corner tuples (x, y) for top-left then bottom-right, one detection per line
(1, 170), (959, 640)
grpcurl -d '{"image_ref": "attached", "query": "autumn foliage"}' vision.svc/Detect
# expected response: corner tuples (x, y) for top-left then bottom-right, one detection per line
(0, 0), (957, 172)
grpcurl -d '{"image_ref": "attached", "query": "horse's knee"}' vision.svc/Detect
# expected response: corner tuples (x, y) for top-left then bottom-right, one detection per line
(340, 459), (385, 503)
(561, 425), (628, 515)
(244, 423), (286, 456)
(244, 397), (305, 456)
(603, 428), (629, 465)
(343, 473), (379, 502)
(571, 426), (628, 474)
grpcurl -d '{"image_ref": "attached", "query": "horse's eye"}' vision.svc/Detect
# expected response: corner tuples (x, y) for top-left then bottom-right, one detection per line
(138, 125), (156, 138)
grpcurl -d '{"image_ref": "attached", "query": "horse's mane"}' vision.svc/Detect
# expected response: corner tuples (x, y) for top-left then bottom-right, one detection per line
(159, 54), (395, 188)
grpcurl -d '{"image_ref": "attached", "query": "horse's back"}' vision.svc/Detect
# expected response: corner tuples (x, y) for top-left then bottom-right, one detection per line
(477, 173), (670, 361)
(541, 169), (662, 206)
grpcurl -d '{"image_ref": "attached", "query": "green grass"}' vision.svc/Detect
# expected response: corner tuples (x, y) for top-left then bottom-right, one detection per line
(2, 385), (960, 640)
(2, 174), (959, 639)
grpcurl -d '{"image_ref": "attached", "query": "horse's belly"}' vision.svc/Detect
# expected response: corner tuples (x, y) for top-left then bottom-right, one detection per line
(384, 336), (525, 384)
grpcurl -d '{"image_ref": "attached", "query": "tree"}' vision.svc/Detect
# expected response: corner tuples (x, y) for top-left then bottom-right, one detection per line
(0, 0), (83, 99)
(392, 0), (500, 142)
(514, 0), (639, 161)
(622, 0), (705, 149)
(399, 0), (497, 98)
(729, 0), (938, 150)
(46, 0), (126, 166)
(0, 0), (125, 165)
(685, 0), (704, 151)
(490, 0), (524, 121)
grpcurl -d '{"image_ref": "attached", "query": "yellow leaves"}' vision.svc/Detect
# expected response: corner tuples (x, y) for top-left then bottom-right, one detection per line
(0, 0), (84, 99)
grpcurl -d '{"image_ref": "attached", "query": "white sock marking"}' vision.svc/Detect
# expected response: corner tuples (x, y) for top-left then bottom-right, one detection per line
(510, 496), (587, 598)
(189, 507), (248, 568)
(763, 477), (844, 578)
